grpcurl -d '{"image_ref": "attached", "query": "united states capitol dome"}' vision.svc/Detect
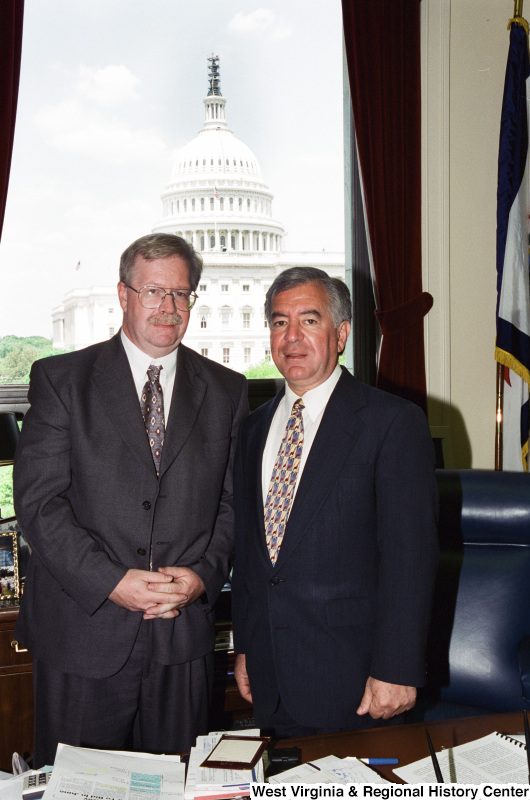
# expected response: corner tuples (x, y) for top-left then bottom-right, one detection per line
(172, 116), (263, 182)
(153, 55), (284, 254)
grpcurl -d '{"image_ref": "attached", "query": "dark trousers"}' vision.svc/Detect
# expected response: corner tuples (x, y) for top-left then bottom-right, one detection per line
(33, 621), (213, 767)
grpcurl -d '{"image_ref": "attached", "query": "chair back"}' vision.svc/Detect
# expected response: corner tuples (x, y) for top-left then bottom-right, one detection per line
(424, 469), (530, 714)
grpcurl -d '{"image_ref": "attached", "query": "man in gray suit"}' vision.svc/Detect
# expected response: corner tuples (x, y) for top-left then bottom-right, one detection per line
(14, 233), (248, 766)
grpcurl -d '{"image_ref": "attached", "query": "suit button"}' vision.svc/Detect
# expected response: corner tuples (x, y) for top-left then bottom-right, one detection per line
(137, 548), (147, 556)
(270, 576), (281, 585)
(142, 501), (151, 510)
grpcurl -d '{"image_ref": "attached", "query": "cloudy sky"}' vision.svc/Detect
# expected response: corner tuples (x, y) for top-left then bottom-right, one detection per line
(0, 0), (345, 338)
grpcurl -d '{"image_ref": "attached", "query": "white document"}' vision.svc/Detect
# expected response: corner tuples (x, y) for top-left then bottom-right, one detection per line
(394, 731), (528, 784)
(43, 743), (185, 800)
(0, 773), (27, 800)
(268, 755), (389, 784)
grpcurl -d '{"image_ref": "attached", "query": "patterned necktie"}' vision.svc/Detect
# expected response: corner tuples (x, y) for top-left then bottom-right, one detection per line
(140, 364), (165, 475)
(264, 398), (305, 565)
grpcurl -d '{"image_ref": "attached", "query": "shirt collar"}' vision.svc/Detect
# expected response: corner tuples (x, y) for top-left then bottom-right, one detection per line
(284, 363), (342, 421)
(120, 328), (178, 384)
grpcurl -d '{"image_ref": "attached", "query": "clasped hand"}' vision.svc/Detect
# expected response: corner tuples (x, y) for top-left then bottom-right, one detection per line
(108, 566), (206, 620)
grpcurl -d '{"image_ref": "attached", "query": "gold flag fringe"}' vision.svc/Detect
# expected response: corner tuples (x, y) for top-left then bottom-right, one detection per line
(507, 16), (529, 35)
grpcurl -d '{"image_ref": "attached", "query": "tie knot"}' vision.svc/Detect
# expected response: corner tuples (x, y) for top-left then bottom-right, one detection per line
(147, 364), (162, 383)
(292, 398), (304, 413)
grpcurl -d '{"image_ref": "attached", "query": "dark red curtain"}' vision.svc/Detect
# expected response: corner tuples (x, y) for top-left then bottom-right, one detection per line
(0, 0), (24, 242)
(342, 0), (432, 414)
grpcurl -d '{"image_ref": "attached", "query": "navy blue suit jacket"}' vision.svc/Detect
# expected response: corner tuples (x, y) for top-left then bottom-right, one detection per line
(231, 368), (439, 729)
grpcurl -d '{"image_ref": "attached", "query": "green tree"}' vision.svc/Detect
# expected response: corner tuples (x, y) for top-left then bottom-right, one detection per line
(0, 336), (69, 384)
(0, 346), (38, 382)
(0, 467), (14, 519)
(243, 359), (281, 379)
(0, 335), (52, 358)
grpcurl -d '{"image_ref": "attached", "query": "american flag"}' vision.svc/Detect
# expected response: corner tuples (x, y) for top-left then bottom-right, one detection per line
(495, 20), (530, 470)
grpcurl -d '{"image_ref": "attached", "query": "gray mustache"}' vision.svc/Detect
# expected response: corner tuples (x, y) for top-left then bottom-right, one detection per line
(148, 313), (183, 325)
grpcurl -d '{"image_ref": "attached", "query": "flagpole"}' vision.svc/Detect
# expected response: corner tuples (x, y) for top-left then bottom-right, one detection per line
(514, 0), (523, 18)
(495, 362), (504, 470)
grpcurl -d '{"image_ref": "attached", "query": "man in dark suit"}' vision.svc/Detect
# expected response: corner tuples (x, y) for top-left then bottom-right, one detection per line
(231, 267), (438, 737)
(14, 233), (248, 766)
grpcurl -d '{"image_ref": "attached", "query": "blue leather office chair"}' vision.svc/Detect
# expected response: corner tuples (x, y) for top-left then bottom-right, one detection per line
(413, 469), (530, 720)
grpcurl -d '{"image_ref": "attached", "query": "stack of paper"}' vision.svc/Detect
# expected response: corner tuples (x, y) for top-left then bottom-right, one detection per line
(44, 743), (185, 800)
(268, 755), (389, 784)
(185, 730), (265, 799)
(394, 731), (529, 784)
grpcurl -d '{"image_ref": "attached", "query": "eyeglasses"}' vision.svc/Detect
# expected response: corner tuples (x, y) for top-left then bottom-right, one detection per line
(125, 284), (198, 311)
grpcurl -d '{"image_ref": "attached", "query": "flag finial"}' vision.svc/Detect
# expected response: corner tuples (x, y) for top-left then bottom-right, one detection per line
(508, 0), (528, 34)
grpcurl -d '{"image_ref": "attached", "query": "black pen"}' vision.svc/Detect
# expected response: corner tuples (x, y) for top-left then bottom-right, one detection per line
(425, 729), (444, 783)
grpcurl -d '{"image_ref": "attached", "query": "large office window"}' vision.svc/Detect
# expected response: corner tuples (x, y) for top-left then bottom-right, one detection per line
(1, 2), (344, 383)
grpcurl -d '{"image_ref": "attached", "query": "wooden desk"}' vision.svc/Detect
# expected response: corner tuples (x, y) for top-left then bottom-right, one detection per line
(0, 607), (33, 772)
(275, 712), (524, 783)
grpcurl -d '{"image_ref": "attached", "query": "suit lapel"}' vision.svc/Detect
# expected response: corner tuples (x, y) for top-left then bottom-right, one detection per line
(158, 344), (207, 477)
(91, 335), (155, 474)
(274, 371), (368, 569)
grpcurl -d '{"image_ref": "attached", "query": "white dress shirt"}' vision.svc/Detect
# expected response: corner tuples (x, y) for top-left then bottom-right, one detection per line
(261, 364), (342, 504)
(120, 329), (177, 424)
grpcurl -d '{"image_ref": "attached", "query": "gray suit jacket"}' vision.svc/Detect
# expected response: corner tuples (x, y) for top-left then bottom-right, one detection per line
(14, 334), (248, 678)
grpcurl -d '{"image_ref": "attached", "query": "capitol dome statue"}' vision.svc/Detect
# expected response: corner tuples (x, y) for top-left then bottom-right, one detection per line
(52, 56), (344, 368)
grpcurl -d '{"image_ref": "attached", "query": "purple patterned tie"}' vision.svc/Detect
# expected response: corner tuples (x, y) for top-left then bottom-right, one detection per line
(264, 398), (305, 564)
(141, 365), (165, 475)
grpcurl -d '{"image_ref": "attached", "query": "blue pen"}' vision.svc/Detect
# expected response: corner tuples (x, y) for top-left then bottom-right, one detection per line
(220, 785), (251, 789)
(220, 784), (251, 788)
(360, 758), (399, 766)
